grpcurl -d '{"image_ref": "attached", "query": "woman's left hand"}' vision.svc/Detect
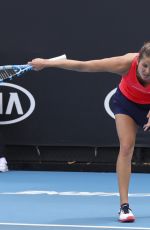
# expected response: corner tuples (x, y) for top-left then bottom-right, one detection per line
(143, 111), (150, 131)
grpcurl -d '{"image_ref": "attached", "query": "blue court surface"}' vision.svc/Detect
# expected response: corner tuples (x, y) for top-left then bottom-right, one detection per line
(0, 171), (150, 230)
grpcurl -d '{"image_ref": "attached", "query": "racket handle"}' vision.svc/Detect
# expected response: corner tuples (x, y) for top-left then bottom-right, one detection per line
(26, 54), (67, 69)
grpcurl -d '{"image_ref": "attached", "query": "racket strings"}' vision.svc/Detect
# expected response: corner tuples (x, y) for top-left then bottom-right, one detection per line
(0, 69), (16, 80)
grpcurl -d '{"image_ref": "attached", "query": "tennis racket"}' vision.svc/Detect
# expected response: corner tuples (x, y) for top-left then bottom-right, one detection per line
(0, 54), (67, 82)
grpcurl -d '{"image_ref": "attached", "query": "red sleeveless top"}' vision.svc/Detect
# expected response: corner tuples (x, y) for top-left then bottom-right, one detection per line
(119, 56), (150, 104)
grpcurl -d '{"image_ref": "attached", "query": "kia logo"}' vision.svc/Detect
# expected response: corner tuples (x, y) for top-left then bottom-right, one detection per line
(0, 83), (35, 125)
(104, 88), (117, 119)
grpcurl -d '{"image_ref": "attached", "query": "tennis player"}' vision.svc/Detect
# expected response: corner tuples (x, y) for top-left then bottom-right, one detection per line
(28, 42), (150, 222)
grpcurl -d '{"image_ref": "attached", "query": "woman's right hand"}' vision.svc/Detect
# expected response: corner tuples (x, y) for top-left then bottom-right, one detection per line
(28, 58), (48, 71)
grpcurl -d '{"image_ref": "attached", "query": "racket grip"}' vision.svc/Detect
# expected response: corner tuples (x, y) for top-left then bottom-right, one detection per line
(26, 54), (67, 70)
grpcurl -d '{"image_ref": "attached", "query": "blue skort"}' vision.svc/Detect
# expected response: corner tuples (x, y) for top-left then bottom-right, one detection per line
(112, 88), (150, 127)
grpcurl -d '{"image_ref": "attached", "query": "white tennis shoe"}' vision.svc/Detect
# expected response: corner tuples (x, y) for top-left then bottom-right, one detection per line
(118, 203), (135, 222)
(0, 157), (8, 172)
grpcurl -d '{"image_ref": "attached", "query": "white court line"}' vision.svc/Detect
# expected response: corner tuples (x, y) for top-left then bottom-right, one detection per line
(0, 223), (150, 229)
(0, 191), (150, 197)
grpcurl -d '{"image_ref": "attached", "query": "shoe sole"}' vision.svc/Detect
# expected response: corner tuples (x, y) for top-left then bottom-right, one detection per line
(119, 216), (135, 223)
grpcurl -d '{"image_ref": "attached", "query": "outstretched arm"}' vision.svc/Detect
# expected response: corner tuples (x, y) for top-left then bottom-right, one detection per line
(28, 53), (138, 76)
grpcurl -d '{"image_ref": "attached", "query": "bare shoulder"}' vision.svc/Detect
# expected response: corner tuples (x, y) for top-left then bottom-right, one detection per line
(123, 52), (138, 62)
(115, 53), (138, 75)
